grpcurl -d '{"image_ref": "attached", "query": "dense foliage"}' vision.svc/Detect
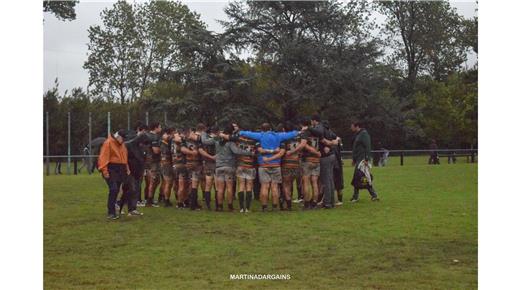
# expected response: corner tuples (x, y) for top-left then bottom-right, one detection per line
(44, 0), (478, 154)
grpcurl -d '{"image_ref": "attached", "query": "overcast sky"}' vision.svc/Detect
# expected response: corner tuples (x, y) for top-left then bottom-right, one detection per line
(43, 0), (477, 95)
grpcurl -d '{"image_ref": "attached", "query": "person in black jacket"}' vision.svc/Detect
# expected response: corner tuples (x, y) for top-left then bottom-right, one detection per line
(322, 121), (344, 205)
(118, 122), (148, 215)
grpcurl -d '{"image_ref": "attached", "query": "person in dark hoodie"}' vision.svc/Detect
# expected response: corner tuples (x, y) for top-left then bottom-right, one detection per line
(118, 122), (148, 216)
(323, 120), (344, 205)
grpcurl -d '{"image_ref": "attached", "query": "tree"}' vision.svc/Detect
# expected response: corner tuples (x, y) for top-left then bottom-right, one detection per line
(134, 1), (207, 96)
(43, 0), (78, 21)
(84, 0), (208, 103)
(462, 16), (478, 55)
(377, 1), (468, 86)
(222, 0), (380, 122)
(84, 1), (141, 103)
(410, 73), (477, 147)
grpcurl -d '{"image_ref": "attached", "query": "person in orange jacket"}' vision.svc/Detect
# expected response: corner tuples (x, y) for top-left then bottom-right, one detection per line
(98, 129), (131, 220)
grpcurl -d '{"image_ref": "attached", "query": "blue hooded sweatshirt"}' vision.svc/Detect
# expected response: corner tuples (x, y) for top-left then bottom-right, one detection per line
(238, 130), (299, 167)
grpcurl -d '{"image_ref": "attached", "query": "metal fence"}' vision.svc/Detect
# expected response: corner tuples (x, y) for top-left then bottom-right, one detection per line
(43, 110), (173, 175)
(43, 110), (478, 176)
(43, 149), (478, 176)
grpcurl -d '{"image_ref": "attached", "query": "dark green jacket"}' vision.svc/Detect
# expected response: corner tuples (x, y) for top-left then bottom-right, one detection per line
(352, 129), (371, 164)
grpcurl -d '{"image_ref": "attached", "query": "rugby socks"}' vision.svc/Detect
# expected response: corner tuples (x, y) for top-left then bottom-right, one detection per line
(279, 195), (285, 210)
(303, 201), (310, 209)
(190, 188), (198, 210)
(272, 204), (278, 211)
(286, 199), (292, 210)
(338, 193), (343, 202)
(204, 191), (211, 209)
(228, 203), (234, 211)
(262, 204), (268, 212)
(297, 184), (303, 200)
(245, 191), (253, 210)
(238, 191), (245, 210)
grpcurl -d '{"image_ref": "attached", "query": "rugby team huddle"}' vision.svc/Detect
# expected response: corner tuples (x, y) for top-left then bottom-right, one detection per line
(98, 114), (380, 219)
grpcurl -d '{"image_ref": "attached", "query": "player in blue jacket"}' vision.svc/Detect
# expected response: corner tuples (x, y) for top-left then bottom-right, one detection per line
(239, 123), (307, 211)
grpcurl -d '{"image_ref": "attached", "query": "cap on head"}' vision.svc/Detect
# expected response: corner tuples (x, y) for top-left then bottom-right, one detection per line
(115, 129), (128, 140)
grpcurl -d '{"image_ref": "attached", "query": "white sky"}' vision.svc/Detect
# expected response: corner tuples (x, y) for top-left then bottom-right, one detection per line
(43, 0), (478, 95)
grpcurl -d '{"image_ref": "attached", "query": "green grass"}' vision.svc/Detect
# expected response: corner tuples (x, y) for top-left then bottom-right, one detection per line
(44, 158), (477, 289)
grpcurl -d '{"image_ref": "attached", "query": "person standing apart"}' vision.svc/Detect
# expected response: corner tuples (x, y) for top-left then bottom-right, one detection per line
(98, 129), (130, 220)
(429, 139), (440, 165)
(350, 121), (379, 202)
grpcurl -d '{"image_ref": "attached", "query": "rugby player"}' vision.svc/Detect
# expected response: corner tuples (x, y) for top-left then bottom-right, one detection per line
(197, 124), (218, 210)
(159, 128), (175, 207)
(300, 118), (321, 209)
(235, 129), (258, 213)
(238, 123), (304, 212)
(144, 122), (162, 207)
(215, 124), (254, 212)
(279, 122), (308, 211)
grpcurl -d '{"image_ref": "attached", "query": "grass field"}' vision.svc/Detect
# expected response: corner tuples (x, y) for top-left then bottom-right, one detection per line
(44, 157), (477, 289)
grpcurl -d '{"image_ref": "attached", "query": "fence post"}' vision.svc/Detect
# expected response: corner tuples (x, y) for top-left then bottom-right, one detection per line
(145, 111), (149, 125)
(471, 151), (475, 163)
(45, 111), (50, 176)
(88, 112), (92, 175)
(400, 152), (404, 166)
(127, 111), (131, 131)
(164, 111), (167, 125)
(67, 111), (71, 175)
(107, 111), (111, 136)
(73, 159), (78, 175)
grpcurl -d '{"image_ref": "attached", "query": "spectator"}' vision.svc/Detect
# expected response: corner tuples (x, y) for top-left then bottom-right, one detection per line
(98, 129), (131, 220)
(429, 139), (440, 165)
(349, 121), (379, 202)
(378, 142), (389, 167)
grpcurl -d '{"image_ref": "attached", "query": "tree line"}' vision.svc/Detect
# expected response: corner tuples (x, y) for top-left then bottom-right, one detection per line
(43, 0), (478, 155)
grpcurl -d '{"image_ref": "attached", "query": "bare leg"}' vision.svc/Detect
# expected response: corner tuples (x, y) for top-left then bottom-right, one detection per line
(260, 183), (270, 210)
(225, 179), (235, 210)
(271, 182), (280, 208)
(216, 179), (225, 210)
(177, 178), (186, 206)
(311, 175), (320, 203)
